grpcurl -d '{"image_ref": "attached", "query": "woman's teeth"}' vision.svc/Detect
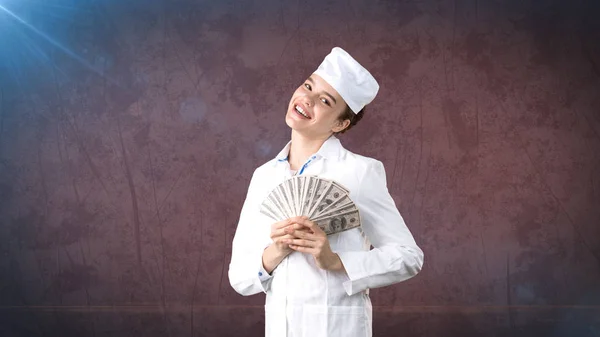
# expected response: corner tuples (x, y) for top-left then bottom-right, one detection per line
(295, 105), (309, 118)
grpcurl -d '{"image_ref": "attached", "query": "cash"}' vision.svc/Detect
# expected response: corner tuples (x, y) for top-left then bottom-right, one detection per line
(260, 176), (361, 235)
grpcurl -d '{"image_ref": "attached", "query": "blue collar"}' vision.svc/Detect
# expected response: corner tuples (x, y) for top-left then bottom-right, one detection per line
(274, 135), (343, 163)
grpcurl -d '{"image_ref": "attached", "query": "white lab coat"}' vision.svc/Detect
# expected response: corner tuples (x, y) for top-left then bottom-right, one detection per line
(228, 135), (424, 337)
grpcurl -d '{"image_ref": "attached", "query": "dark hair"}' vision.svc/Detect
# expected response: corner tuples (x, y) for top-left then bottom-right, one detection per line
(335, 105), (365, 134)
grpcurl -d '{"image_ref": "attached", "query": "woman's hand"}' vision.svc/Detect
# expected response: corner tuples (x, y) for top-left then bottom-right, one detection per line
(263, 216), (309, 273)
(269, 216), (308, 255)
(282, 217), (345, 272)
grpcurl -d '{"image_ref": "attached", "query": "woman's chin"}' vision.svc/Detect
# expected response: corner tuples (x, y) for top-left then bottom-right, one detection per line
(285, 113), (303, 129)
(285, 119), (301, 131)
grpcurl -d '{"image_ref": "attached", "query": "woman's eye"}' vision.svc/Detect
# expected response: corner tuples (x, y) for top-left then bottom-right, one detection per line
(321, 98), (330, 106)
(304, 83), (311, 90)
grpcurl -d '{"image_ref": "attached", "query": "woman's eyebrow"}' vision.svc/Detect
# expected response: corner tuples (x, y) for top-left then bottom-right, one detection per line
(307, 77), (337, 105)
(323, 92), (337, 105)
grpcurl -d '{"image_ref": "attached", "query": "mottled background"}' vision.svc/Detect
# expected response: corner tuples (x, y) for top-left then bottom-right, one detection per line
(0, 0), (599, 336)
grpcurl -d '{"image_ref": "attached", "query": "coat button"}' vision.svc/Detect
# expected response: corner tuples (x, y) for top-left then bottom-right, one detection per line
(258, 272), (263, 276)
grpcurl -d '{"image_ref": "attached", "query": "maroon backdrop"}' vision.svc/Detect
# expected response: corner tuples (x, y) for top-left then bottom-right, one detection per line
(1, 0), (599, 336)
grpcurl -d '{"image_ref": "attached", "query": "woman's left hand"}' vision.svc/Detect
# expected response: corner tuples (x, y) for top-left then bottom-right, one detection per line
(282, 217), (345, 272)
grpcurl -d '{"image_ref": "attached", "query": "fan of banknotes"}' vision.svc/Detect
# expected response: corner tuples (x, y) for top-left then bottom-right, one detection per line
(259, 175), (361, 235)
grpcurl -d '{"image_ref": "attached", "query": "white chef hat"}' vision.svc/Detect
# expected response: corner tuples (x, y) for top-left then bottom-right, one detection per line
(313, 47), (379, 114)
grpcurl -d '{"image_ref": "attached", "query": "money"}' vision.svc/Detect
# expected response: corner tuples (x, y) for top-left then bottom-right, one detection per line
(271, 187), (291, 219)
(313, 202), (358, 221)
(282, 179), (296, 216)
(259, 201), (280, 222)
(260, 176), (361, 235)
(309, 182), (348, 218)
(299, 176), (309, 215)
(262, 196), (286, 220)
(314, 210), (361, 235)
(313, 195), (354, 218)
(307, 179), (333, 218)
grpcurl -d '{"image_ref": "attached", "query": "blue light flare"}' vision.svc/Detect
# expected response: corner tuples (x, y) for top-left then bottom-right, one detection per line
(0, 1), (119, 90)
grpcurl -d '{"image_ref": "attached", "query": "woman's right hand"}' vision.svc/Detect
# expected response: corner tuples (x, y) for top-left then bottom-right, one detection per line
(263, 216), (309, 273)
(270, 216), (309, 256)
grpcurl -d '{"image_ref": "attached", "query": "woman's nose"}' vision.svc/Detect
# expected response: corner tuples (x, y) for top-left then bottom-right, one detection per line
(305, 95), (317, 106)
(300, 98), (312, 108)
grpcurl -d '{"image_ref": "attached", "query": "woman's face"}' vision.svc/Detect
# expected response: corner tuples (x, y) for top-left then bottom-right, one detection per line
(285, 73), (350, 138)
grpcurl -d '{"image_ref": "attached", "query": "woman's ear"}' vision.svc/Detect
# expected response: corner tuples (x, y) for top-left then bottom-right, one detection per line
(332, 119), (351, 133)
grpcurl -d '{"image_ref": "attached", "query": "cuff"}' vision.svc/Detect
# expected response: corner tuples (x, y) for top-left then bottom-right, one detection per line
(337, 251), (369, 296)
(258, 263), (273, 282)
(257, 244), (274, 293)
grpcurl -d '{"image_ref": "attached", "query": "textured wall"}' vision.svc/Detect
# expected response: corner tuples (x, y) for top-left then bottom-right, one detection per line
(1, 0), (599, 336)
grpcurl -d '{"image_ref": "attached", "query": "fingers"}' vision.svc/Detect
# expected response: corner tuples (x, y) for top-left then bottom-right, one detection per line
(283, 238), (316, 248)
(292, 217), (321, 231)
(287, 218), (326, 237)
(288, 244), (315, 254)
(282, 235), (325, 248)
(284, 227), (317, 240)
(271, 223), (309, 239)
(273, 234), (294, 244)
(273, 216), (309, 229)
(270, 217), (321, 241)
(273, 218), (293, 229)
(271, 227), (288, 238)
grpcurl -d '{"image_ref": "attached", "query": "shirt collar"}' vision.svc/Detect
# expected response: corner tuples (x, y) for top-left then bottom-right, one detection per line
(274, 135), (342, 162)
(275, 141), (292, 162)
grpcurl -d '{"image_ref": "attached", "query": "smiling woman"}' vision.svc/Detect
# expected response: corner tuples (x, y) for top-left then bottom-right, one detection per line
(285, 73), (353, 139)
(287, 74), (366, 137)
(228, 47), (424, 337)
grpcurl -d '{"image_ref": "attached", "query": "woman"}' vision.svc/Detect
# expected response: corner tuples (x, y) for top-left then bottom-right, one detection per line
(228, 47), (424, 337)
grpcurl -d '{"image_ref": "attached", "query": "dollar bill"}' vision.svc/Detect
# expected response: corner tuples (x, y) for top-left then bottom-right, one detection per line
(331, 181), (350, 194)
(309, 182), (348, 218)
(291, 176), (300, 216)
(307, 179), (333, 218)
(273, 185), (292, 218)
(299, 176), (308, 215)
(314, 209), (361, 235)
(260, 203), (280, 222)
(313, 201), (358, 220)
(285, 178), (293, 216)
(262, 194), (286, 221)
(313, 195), (354, 218)
(303, 177), (319, 216)
(281, 179), (292, 216)
(312, 203), (358, 221)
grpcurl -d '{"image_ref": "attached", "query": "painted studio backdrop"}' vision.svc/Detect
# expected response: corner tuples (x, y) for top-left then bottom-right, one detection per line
(1, 0), (599, 336)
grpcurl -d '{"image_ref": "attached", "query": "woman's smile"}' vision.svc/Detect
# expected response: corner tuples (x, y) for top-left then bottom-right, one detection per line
(294, 105), (311, 119)
(292, 103), (313, 120)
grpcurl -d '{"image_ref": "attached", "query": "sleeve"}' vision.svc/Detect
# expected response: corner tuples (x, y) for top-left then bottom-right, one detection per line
(228, 169), (275, 296)
(336, 160), (424, 296)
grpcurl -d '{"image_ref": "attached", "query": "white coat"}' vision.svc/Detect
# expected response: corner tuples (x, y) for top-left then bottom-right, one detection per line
(228, 135), (424, 337)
